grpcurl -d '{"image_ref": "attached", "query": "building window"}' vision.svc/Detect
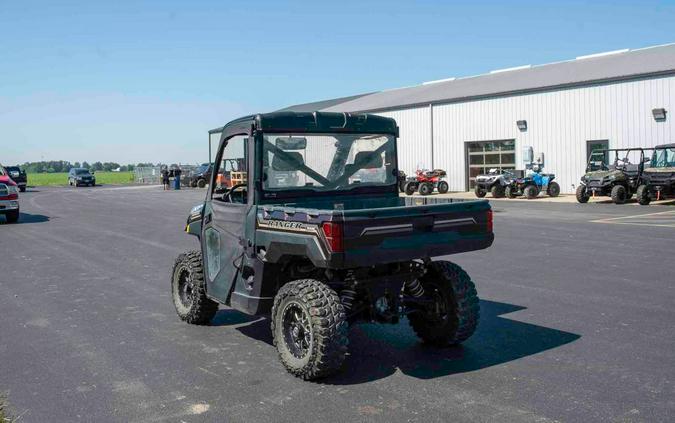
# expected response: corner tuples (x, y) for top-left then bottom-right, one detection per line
(465, 139), (516, 190)
(586, 140), (609, 168)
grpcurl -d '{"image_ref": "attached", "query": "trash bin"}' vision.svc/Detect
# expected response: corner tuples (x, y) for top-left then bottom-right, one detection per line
(173, 174), (181, 190)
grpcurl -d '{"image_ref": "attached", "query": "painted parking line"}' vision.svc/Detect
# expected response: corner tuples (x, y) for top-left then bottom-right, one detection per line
(591, 210), (675, 228)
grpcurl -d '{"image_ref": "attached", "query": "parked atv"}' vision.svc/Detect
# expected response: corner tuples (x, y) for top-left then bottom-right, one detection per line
(172, 112), (494, 380)
(510, 172), (560, 199)
(403, 169), (449, 195)
(576, 148), (648, 204)
(636, 143), (675, 205)
(474, 169), (515, 198)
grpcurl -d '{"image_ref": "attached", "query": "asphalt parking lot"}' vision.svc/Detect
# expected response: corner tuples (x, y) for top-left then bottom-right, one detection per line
(1, 186), (673, 422)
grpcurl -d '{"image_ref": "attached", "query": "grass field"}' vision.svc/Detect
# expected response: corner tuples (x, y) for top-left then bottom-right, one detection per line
(0, 394), (12, 422)
(28, 171), (134, 186)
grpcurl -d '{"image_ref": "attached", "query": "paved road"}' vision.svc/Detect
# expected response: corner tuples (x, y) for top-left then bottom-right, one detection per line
(1, 186), (673, 422)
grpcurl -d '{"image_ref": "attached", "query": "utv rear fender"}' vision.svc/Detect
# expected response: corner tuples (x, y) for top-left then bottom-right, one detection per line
(255, 229), (335, 268)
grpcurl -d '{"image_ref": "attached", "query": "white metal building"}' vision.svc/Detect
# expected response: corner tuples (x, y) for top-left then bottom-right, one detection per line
(276, 44), (675, 194)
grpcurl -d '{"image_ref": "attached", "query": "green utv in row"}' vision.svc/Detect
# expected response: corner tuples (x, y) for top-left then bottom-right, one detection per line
(171, 112), (494, 380)
(636, 143), (675, 205)
(576, 148), (649, 204)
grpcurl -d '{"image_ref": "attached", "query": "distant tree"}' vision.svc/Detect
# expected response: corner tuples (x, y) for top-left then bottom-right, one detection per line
(92, 162), (103, 171)
(82, 161), (90, 169)
(74, 162), (81, 168)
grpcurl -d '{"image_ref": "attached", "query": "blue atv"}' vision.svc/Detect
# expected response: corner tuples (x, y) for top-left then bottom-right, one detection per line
(507, 172), (560, 199)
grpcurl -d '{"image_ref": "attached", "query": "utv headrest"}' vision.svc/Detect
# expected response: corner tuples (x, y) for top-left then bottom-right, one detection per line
(272, 152), (304, 171)
(353, 151), (383, 169)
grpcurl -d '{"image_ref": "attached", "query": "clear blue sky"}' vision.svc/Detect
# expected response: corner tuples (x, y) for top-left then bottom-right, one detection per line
(2, 0), (674, 165)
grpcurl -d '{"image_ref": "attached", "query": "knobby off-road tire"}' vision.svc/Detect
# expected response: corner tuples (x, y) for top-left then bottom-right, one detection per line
(408, 261), (480, 346)
(524, 185), (539, 199)
(576, 185), (589, 203)
(19, 186), (26, 193)
(474, 185), (487, 198)
(491, 184), (505, 198)
(271, 279), (348, 380)
(437, 181), (449, 194)
(171, 250), (218, 325)
(636, 185), (651, 205)
(404, 182), (417, 196)
(547, 181), (560, 197)
(5, 209), (19, 223)
(611, 185), (627, 204)
(419, 182), (433, 196)
(197, 179), (207, 188)
(505, 185), (517, 198)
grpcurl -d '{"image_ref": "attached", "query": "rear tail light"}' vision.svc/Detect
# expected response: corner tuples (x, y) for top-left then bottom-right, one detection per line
(487, 210), (493, 233)
(321, 221), (344, 253)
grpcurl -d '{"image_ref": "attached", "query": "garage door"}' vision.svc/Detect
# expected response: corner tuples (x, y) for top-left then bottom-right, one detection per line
(466, 140), (516, 190)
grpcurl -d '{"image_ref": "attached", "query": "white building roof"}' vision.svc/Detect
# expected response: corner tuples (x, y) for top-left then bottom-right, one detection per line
(282, 44), (675, 114)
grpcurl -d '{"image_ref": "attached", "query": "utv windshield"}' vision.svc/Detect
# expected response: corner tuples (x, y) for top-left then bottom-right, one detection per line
(75, 169), (91, 175)
(262, 133), (396, 193)
(651, 147), (675, 168)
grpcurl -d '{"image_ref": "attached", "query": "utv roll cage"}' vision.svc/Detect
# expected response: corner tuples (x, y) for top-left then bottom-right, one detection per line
(650, 143), (675, 167)
(586, 147), (651, 172)
(208, 112), (401, 203)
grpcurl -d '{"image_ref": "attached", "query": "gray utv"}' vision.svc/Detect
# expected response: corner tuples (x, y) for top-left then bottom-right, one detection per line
(171, 112), (494, 380)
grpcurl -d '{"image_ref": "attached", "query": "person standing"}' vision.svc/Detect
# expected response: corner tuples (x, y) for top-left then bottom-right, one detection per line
(161, 167), (170, 190)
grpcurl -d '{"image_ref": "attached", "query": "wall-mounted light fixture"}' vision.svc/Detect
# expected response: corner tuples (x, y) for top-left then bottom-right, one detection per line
(652, 108), (667, 122)
(516, 120), (527, 131)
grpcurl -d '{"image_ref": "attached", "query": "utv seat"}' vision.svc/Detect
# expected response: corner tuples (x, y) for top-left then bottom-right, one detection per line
(621, 163), (640, 178)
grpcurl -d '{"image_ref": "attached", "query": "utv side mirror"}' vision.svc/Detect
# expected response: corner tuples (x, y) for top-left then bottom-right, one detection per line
(643, 157), (651, 163)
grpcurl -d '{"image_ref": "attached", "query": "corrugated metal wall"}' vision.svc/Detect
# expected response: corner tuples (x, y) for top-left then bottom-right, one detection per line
(377, 75), (675, 193)
(376, 107), (432, 176)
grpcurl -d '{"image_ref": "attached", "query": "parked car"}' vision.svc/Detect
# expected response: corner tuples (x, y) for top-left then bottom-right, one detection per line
(68, 168), (96, 187)
(636, 143), (675, 205)
(0, 166), (20, 223)
(171, 111), (494, 380)
(3, 165), (27, 192)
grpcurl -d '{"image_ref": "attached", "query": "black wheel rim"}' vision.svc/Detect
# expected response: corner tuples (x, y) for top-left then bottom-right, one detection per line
(428, 286), (449, 323)
(177, 267), (194, 308)
(282, 302), (313, 359)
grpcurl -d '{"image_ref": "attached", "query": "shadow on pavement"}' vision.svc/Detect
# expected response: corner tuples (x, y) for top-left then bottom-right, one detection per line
(211, 309), (259, 327)
(230, 299), (580, 384)
(0, 212), (50, 224)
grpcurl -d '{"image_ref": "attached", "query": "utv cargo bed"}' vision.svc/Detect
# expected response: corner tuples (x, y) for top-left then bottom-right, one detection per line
(256, 196), (493, 268)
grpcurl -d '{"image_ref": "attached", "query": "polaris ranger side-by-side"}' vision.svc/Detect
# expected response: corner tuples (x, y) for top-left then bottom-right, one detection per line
(171, 112), (494, 380)
(636, 143), (675, 205)
(576, 148), (649, 204)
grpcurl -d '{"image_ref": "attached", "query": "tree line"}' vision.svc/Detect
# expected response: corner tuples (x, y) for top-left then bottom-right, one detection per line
(14, 161), (159, 174)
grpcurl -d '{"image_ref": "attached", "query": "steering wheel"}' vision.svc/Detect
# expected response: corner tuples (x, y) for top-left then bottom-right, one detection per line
(224, 183), (247, 203)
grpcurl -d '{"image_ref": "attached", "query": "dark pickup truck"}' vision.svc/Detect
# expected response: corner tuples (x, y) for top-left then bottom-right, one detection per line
(171, 111), (494, 380)
(3, 166), (27, 192)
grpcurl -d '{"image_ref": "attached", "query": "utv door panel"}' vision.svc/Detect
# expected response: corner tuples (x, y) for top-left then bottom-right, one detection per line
(202, 200), (248, 303)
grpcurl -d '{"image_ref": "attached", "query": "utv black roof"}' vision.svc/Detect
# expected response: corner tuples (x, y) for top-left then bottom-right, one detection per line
(209, 111), (399, 141)
(655, 143), (675, 149)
